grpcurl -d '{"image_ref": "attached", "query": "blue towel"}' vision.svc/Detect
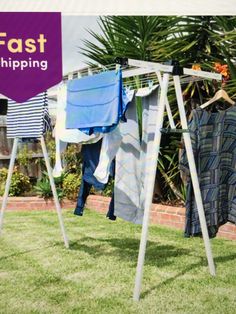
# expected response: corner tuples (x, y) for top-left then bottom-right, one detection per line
(66, 69), (128, 135)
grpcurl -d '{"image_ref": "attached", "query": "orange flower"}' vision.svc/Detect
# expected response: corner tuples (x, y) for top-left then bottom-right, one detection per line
(192, 64), (201, 71)
(214, 62), (230, 78)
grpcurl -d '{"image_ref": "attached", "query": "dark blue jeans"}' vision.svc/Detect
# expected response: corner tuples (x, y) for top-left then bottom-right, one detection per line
(74, 140), (116, 219)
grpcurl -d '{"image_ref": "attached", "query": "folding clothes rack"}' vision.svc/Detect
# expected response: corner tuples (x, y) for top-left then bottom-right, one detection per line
(0, 136), (69, 248)
(72, 59), (222, 300)
(119, 58), (222, 301)
(53, 59), (222, 300)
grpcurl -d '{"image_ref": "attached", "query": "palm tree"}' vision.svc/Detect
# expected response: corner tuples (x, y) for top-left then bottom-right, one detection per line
(81, 16), (236, 202)
(82, 16), (178, 65)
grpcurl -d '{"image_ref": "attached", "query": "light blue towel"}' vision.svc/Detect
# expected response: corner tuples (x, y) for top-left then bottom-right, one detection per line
(66, 69), (128, 134)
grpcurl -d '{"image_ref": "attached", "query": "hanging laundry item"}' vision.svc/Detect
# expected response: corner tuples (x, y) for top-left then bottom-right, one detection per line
(81, 139), (105, 189)
(53, 140), (68, 178)
(66, 69), (129, 135)
(106, 192), (116, 220)
(114, 89), (158, 224)
(53, 83), (102, 177)
(54, 83), (102, 143)
(113, 95), (142, 224)
(94, 89), (134, 184)
(93, 121), (123, 184)
(180, 106), (236, 238)
(74, 139), (114, 216)
(74, 179), (93, 216)
(94, 86), (159, 224)
(7, 91), (52, 138)
(139, 86), (160, 214)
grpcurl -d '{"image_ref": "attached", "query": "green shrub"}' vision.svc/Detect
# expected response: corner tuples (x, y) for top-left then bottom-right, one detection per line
(34, 171), (64, 201)
(0, 167), (31, 196)
(62, 173), (81, 200)
(17, 145), (33, 167)
(35, 171), (81, 201)
(34, 178), (52, 200)
(62, 144), (82, 174)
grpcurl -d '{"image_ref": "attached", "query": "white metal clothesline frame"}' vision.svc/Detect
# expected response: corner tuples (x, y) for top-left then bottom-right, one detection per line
(0, 136), (69, 249)
(122, 58), (222, 301)
(61, 59), (222, 300)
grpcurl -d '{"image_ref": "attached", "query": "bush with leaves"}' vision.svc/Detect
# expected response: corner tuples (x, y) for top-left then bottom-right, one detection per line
(34, 171), (64, 201)
(0, 167), (31, 196)
(62, 144), (82, 174)
(62, 173), (82, 200)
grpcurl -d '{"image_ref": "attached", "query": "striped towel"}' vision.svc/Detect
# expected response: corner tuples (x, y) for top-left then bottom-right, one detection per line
(7, 92), (52, 138)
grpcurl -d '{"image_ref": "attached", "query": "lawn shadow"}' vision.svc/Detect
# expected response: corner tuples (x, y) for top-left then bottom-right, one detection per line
(69, 238), (109, 257)
(214, 253), (236, 264)
(140, 252), (236, 299)
(140, 259), (204, 299)
(0, 243), (60, 262)
(69, 236), (190, 267)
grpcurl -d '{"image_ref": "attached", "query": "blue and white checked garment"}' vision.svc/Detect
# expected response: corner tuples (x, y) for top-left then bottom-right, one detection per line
(114, 87), (160, 224)
(66, 69), (128, 135)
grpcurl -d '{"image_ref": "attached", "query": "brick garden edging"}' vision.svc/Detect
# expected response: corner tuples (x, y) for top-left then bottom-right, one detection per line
(1, 195), (236, 240)
(85, 195), (236, 240)
(0, 196), (75, 211)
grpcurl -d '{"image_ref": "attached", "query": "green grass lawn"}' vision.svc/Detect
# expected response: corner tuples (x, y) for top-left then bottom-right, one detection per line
(0, 209), (236, 314)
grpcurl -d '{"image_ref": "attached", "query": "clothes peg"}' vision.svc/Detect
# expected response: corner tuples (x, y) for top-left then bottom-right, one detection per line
(116, 64), (120, 74)
(148, 80), (154, 89)
(88, 68), (93, 76)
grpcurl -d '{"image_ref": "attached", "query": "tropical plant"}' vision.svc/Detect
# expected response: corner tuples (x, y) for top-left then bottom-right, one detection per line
(34, 171), (64, 201)
(82, 16), (176, 65)
(34, 178), (53, 200)
(81, 16), (236, 202)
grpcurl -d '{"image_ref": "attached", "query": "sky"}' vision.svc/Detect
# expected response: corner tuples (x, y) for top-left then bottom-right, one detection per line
(62, 16), (101, 75)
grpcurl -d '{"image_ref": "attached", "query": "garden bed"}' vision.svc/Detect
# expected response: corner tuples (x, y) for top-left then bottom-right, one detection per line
(1, 195), (236, 240)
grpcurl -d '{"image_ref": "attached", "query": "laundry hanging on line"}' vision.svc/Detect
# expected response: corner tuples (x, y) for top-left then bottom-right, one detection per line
(54, 67), (161, 225)
(66, 69), (130, 135)
(53, 83), (103, 178)
(94, 86), (159, 224)
(54, 83), (103, 144)
(7, 91), (52, 139)
(74, 139), (115, 217)
(93, 89), (134, 184)
(180, 104), (236, 238)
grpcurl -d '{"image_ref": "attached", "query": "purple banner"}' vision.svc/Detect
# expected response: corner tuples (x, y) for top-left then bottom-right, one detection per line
(0, 12), (62, 102)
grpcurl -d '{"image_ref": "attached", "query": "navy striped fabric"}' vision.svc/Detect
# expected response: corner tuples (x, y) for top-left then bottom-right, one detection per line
(180, 105), (236, 238)
(7, 92), (52, 138)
